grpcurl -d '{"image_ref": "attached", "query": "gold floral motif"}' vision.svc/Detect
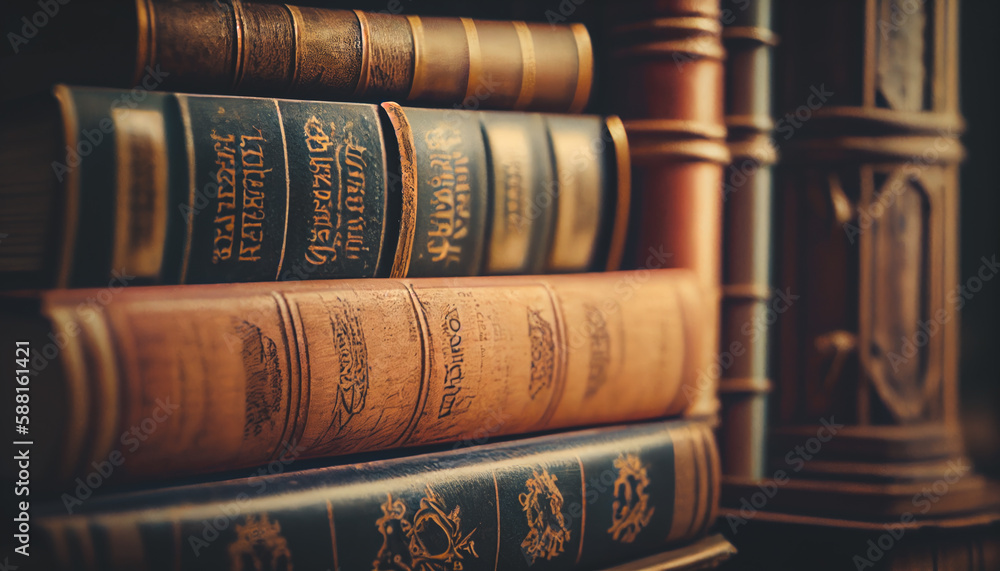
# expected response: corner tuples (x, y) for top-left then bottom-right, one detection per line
(519, 468), (571, 563)
(228, 513), (293, 570)
(373, 485), (478, 571)
(607, 454), (655, 543)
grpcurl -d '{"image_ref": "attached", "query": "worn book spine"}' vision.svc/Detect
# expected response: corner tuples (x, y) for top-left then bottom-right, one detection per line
(7, 269), (705, 488)
(5, 0), (592, 112)
(0, 86), (629, 288)
(34, 421), (718, 571)
(606, 0), (729, 420)
(717, 0), (777, 481)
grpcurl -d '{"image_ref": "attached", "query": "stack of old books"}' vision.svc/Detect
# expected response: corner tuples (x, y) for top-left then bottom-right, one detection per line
(5, 1), (999, 570)
(0, 0), (737, 569)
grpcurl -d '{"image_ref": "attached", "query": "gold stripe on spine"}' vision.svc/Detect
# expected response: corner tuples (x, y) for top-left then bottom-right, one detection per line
(111, 108), (169, 279)
(327, 499), (339, 570)
(45, 305), (90, 482)
(270, 292), (304, 460)
(629, 140), (732, 165)
(718, 377), (773, 394)
(353, 10), (372, 97)
(230, 0), (248, 91)
(604, 116), (631, 271)
(701, 423), (721, 535)
(133, 0), (154, 86)
(575, 454), (587, 564)
(176, 95), (197, 284)
(405, 16), (427, 101)
(461, 18), (482, 102)
(273, 100), (291, 279)
(512, 22), (536, 110)
(611, 16), (722, 38)
(568, 23), (593, 113)
(721, 283), (772, 300)
(666, 424), (695, 541)
(612, 38), (726, 61)
(285, 4), (304, 94)
(53, 85), (80, 287)
(382, 103), (418, 278)
(493, 470), (501, 571)
(624, 118), (728, 140)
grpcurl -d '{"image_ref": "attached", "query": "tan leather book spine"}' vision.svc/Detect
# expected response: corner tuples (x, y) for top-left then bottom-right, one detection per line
(606, 0), (728, 420)
(9, 269), (705, 488)
(718, 0), (778, 480)
(133, 0), (592, 111)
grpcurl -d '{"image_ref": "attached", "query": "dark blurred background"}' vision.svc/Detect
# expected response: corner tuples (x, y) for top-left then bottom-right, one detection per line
(957, 0), (1000, 479)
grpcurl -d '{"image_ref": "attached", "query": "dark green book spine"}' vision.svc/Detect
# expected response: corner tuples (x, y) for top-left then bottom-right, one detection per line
(51, 86), (391, 287)
(36, 420), (718, 571)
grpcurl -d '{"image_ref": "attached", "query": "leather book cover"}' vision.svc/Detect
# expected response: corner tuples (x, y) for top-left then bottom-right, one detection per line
(3, 269), (706, 489)
(34, 420), (719, 570)
(0, 86), (630, 288)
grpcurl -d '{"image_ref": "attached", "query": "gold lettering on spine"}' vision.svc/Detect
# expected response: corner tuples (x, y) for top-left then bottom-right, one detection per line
(424, 125), (471, 266)
(211, 131), (238, 263)
(239, 129), (271, 262)
(302, 116), (369, 267)
(438, 306), (469, 418)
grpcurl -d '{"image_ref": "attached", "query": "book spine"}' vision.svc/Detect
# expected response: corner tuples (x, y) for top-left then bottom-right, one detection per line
(23, 269), (704, 487)
(50, 86), (392, 287)
(36, 421), (719, 571)
(4, 86), (628, 288)
(382, 103), (630, 278)
(606, 0), (729, 420)
(718, 0), (777, 480)
(137, 0), (592, 112)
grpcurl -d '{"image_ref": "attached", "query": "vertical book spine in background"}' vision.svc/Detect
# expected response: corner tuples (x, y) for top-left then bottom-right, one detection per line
(718, 0), (777, 481)
(36, 421), (719, 571)
(606, 0), (729, 420)
(18, 269), (704, 487)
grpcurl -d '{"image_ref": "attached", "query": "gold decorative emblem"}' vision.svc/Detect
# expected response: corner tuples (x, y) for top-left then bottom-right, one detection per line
(373, 486), (478, 570)
(519, 468), (571, 563)
(228, 513), (293, 570)
(527, 309), (556, 398)
(608, 454), (655, 543)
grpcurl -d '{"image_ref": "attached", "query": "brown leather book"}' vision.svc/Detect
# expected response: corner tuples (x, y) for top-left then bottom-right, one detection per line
(32, 420), (719, 570)
(0, 86), (630, 288)
(1, 0), (593, 112)
(717, 0), (778, 481)
(4, 269), (707, 489)
(605, 0), (729, 421)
